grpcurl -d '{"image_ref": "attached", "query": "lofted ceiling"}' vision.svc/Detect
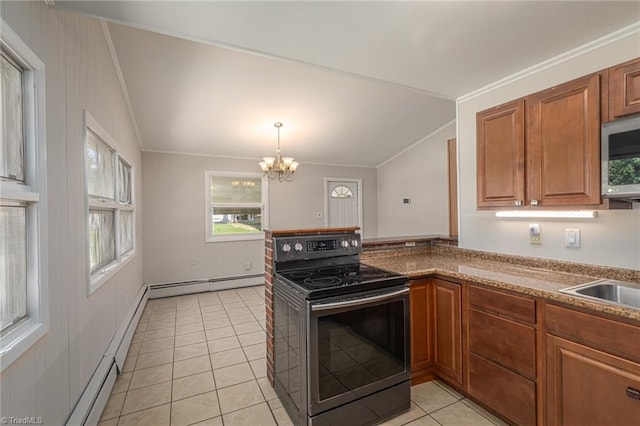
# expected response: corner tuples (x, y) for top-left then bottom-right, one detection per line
(56, 1), (640, 167)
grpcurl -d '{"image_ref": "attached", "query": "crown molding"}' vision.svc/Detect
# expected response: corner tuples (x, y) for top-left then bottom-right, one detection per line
(458, 21), (640, 104)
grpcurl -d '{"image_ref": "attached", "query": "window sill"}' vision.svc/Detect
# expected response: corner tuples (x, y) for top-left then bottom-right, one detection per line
(206, 234), (264, 243)
(0, 319), (47, 373)
(88, 250), (136, 295)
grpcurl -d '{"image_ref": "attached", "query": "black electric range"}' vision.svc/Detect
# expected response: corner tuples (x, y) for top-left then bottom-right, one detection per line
(272, 233), (411, 426)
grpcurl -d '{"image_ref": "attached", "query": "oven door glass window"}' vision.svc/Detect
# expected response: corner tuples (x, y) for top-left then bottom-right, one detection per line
(311, 293), (408, 407)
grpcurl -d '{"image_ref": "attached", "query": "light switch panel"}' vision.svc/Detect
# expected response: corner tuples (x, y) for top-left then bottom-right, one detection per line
(565, 229), (580, 248)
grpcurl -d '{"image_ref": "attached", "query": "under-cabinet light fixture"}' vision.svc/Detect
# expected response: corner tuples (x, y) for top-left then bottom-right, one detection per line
(495, 210), (597, 219)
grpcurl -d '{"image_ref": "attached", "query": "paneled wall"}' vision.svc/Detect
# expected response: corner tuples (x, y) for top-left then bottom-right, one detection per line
(0, 3), (143, 424)
(142, 151), (377, 285)
(457, 29), (640, 269)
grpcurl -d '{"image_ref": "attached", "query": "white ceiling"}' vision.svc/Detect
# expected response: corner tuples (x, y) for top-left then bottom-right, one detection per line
(56, 1), (640, 167)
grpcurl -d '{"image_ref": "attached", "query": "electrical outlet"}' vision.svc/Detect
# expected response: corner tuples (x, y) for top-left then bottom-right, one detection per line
(529, 223), (542, 245)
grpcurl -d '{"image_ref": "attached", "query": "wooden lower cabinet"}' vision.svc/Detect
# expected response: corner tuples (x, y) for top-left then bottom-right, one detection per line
(468, 353), (536, 426)
(546, 335), (640, 425)
(468, 308), (536, 379)
(433, 279), (463, 385)
(409, 278), (462, 386)
(410, 279), (432, 384)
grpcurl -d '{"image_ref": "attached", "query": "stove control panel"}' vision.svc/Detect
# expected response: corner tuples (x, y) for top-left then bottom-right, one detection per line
(274, 233), (361, 261)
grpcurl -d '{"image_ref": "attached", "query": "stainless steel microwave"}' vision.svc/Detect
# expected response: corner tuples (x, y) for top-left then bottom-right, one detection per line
(602, 114), (640, 201)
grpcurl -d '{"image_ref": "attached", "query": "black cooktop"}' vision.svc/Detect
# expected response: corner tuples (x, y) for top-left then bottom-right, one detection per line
(276, 263), (408, 299)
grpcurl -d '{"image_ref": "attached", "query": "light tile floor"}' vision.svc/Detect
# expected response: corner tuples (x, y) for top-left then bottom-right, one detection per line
(99, 285), (508, 426)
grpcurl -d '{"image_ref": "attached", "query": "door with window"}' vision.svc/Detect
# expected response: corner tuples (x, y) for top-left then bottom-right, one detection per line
(325, 179), (361, 231)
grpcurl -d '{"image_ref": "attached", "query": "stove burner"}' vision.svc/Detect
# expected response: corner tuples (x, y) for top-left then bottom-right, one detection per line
(288, 271), (314, 279)
(303, 276), (344, 287)
(317, 267), (344, 275)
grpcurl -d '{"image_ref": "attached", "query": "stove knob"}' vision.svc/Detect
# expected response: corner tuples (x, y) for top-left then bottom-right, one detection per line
(341, 240), (349, 248)
(294, 242), (303, 252)
(351, 239), (359, 248)
(282, 243), (291, 253)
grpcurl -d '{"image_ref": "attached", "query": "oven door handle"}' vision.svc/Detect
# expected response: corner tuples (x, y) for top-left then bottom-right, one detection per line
(311, 287), (409, 312)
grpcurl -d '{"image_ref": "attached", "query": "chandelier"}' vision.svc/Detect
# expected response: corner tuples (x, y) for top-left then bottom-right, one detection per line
(259, 122), (299, 182)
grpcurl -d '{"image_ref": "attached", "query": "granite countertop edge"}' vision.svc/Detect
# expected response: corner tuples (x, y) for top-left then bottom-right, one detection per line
(362, 252), (640, 322)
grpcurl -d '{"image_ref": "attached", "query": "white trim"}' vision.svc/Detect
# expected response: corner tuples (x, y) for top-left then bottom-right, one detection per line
(0, 19), (49, 373)
(148, 276), (264, 299)
(458, 21), (640, 104)
(84, 110), (137, 295)
(375, 119), (457, 168)
(323, 177), (363, 235)
(204, 171), (269, 243)
(100, 20), (144, 150)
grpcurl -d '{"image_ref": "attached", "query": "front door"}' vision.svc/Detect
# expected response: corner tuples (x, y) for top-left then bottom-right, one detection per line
(325, 179), (361, 231)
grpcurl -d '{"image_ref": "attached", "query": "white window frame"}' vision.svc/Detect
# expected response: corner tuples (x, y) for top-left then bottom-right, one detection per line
(0, 20), (48, 372)
(204, 171), (268, 243)
(84, 111), (135, 295)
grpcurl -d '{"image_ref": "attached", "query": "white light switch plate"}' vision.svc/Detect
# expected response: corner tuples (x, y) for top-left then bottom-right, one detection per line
(565, 229), (580, 248)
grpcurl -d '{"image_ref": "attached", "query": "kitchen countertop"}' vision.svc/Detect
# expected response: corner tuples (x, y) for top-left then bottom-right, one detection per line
(362, 246), (640, 322)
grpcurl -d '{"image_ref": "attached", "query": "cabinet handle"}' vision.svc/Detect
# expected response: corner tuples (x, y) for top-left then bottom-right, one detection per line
(514, 200), (522, 207)
(627, 387), (640, 401)
(531, 199), (538, 207)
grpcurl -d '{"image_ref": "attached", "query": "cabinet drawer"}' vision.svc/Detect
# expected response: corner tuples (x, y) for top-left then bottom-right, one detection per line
(546, 304), (640, 363)
(469, 308), (536, 379)
(468, 352), (536, 426)
(469, 285), (536, 324)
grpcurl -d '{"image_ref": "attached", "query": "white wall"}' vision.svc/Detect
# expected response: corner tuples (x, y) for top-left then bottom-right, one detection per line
(376, 122), (456, 237)
(0, 3), (143, 423)
(142, 151), (377, 284)
(457, 29), (640, 269)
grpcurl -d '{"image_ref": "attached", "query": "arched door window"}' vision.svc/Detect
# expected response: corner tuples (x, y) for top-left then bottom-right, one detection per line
(330, 185), (353, 198)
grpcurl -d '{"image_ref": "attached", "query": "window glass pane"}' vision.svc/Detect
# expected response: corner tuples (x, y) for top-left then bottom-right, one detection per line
(86, 129), (114, 200)
(89, 210), (115, 274)
(211, 206), (262, 235)
(210, 176), (262, 204)
(0, 204), (27, 333)
(120, 211), (133, 255)
(0, 53), (25, 182)
(118, 158), (132, 205)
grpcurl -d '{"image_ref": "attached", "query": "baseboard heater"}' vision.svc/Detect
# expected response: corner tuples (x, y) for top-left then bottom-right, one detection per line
(148, 273), (264, 299)
(65, 285), (149, 425)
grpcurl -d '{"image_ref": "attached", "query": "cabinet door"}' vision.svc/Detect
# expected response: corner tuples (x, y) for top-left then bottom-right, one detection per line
(546, 335), (640, 426)
(476, 100), (526, 208)
(433, 279), (462, 384)
(527, 73), (602, 206)
(609, 57), (640, 120)
(410, 280), (432, 383)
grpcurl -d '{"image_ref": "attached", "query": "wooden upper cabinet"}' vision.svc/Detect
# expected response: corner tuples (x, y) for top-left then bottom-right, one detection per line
(527, 73), (603, 206)
(476, 100), (526, 208)
(609, 57), (640, 120)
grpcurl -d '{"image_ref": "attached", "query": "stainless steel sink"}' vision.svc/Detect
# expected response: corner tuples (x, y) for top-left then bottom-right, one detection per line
(560, 279), (640, 310)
